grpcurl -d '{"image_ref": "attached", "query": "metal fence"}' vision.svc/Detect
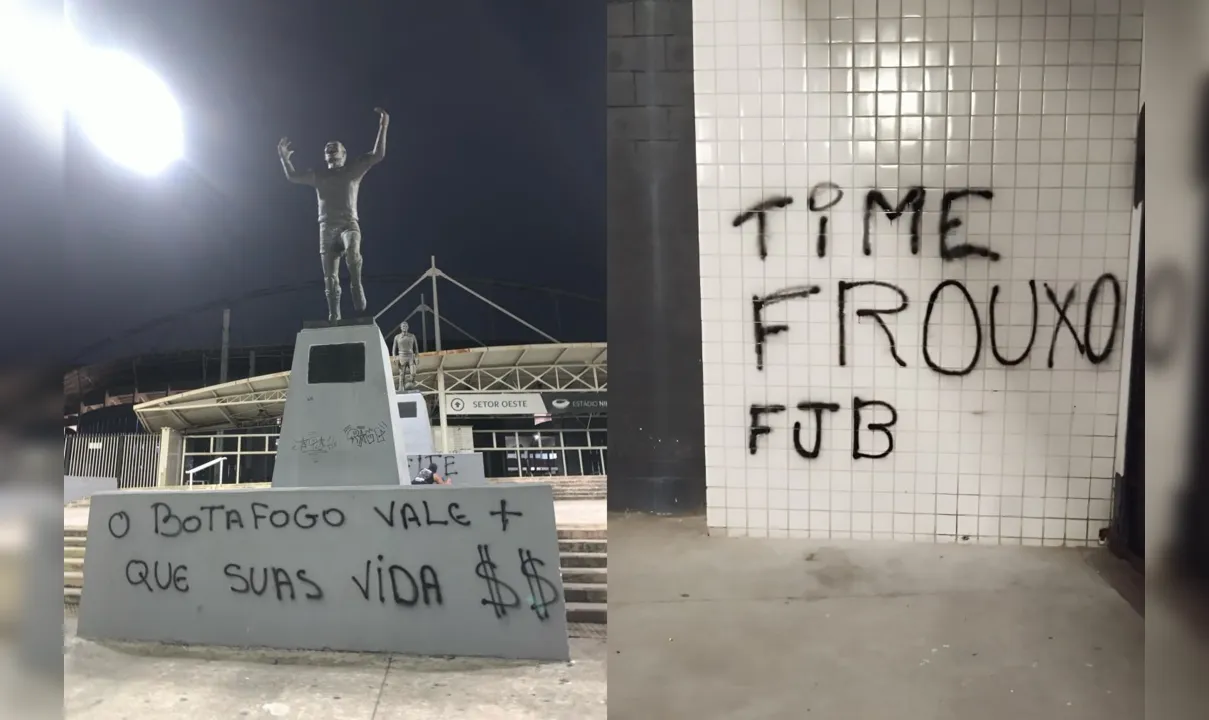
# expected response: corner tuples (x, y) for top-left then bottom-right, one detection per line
(475, 429), (607, 479)
(178, 428), (606, 485)
(63, 429), (607, 488)
(63, 433), (160, 489)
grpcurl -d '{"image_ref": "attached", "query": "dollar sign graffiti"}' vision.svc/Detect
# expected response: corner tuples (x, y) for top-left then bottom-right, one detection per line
(518, 548), (560, 621)
(475, 544), (520, 618)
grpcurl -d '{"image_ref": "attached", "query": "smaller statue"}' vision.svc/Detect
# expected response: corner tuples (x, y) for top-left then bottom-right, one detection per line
(393, 321), (419, 391)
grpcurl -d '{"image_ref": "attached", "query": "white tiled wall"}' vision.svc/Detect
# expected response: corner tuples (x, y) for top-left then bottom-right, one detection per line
(694, 0), (1142, 545)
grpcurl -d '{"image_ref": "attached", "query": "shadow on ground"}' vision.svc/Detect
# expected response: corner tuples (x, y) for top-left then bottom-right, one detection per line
(64, 616), (605, 720)
(606, 513), (1142, 720)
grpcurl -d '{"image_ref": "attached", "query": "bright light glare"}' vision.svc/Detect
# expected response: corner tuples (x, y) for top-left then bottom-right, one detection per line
(0, 4), (74, 135)
(0, 2), (184, 176)
(68, 49), (184, 176)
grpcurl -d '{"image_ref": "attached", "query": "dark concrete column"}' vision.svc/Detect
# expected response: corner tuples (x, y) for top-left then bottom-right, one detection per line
(606, 0), (705, 514)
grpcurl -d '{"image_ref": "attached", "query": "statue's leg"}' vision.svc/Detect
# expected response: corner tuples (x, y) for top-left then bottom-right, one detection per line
(319, 224), (343, 321)
(343, 228), (367, 313)
(320, 249), (341, 322)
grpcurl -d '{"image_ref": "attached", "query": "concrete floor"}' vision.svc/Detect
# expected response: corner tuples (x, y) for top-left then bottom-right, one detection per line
(607, 514), (1143, 720)
(63, 616), (605, 719)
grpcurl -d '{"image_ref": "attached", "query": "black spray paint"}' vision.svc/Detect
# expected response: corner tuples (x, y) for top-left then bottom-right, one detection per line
(107, 511), (130, 539)
(1084, 273), (1122, 364)
(922, 279), (983, 376)
(734, 185), (1008, 261)
(126, 559), (189, 593)
(837, 280), (910, 367)
(344, 422), (388, 447)
(793, 402), (841, 458)
(753, 277), (1122, 377)
(372, 500), (470, 529)
(413, 454), (461, 479)
(224, 563), (324, 601)
(852, 398), (899, 460)
(752, 285), (820, 370)
(747, 398), (897, 460)
(939, 189), (999, 261)
(749, 404), (786, 454)
(988, 280), (1039, 366)
(151, 501), (345, 536)
(351, 555), (443, 607)
(863, 187), (925, 256)
(809, 182), (844, 257)
(490, 498), (523, 532)
(1043, 283), (1085, 368)
(475, 544), (521, 618)
(732, 195), (794, 260)
(518, 548), (561, 621)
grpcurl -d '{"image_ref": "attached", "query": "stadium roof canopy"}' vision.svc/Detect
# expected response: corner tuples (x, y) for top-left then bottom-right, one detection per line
(133, 342), (607, 433)
(65, 345), (294, 416)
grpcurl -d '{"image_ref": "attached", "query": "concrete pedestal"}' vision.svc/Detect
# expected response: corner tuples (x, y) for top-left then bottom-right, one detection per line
(79, 321), (567, 661)
(272, 318), (409, 488)
(390, 391), (489, 485)
(394, 391), (435, 455)
(76, 484), (569, 661)
(405, 452), (489, 486)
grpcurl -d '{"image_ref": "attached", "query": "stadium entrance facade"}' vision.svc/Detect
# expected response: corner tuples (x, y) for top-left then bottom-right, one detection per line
(65, 343), (606, 487)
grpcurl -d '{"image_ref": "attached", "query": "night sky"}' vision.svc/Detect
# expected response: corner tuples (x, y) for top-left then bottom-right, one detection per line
(8, 0), (604, 365)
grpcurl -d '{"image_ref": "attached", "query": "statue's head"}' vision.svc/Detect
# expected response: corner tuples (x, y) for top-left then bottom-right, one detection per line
(324, 141), (346, 168)
(400, 321), (409, 334)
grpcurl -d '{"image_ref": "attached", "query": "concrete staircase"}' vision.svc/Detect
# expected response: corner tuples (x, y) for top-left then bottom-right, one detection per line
(65, 476), (607, 505)
(494, 475), (606, 501)
(63, 528), (85, 605)
(553, 477), (607, 501)
(560, 528), (608, 625)
(63, 525), (607, 626)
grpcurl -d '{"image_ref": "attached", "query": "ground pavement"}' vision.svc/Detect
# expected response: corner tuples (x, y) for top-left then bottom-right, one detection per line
(606, 513), (1143, 720)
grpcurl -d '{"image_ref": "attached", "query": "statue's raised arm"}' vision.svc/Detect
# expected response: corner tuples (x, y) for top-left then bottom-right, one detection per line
(350, 108), (389, 172)
(278, 137), (315, 185)
(369, 108), (389, 163)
